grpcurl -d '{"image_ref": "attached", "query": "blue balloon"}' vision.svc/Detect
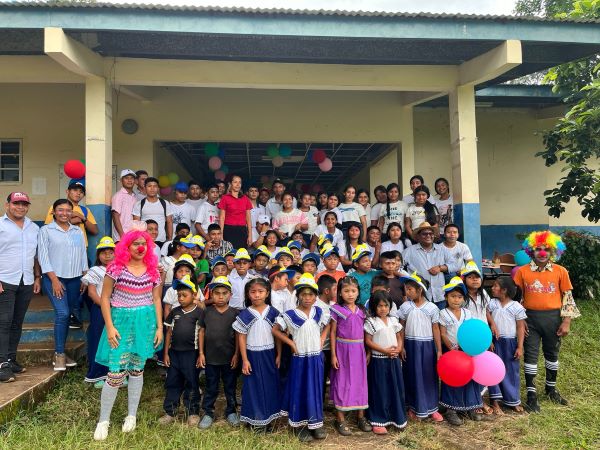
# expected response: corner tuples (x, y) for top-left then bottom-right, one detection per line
(279, 144), (292, 158)
(306, 149), (313, 161)
(457, 319), (492, 356)
(220, 164), (229, 174)
(514, 249), (531, 267)
(218, 148), (225, 159)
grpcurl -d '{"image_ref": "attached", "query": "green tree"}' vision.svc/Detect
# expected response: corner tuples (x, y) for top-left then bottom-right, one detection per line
(516, 0), (600, 221)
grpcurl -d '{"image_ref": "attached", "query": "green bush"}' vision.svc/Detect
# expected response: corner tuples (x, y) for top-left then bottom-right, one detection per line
(558, 230), (600, 301)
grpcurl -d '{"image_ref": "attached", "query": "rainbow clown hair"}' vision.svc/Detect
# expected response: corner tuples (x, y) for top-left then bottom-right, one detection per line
(522, 230), (566, 261)
(109, 229), (160, 283)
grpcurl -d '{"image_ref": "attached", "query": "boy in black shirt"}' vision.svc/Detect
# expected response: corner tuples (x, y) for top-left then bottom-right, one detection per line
(160, 274), (203, 426)
(197, 276), (240, 429)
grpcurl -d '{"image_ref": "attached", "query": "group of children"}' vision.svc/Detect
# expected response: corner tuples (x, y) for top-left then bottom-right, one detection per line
(88, 221), (528, 442)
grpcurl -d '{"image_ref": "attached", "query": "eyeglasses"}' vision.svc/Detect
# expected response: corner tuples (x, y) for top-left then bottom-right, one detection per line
(420, 232), (434, 237)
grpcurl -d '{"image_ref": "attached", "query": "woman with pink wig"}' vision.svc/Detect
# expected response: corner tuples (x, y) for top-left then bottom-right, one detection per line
(93, 222), (163, 441)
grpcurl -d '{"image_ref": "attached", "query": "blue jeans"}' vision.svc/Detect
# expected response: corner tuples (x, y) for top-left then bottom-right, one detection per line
(42, 275), (82, 353)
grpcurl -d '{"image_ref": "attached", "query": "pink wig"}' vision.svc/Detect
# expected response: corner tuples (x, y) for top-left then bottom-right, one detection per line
(108, 230), (160, 283)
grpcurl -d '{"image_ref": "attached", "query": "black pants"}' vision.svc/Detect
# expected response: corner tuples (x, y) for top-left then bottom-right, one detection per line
(203, 363), (237, 418)
(523, 309), (562, 394)
(163, 349), (201, 416)
(223, 225), (248, 250)
(0, 279), (33, 362)
(322, 349), (331, 401)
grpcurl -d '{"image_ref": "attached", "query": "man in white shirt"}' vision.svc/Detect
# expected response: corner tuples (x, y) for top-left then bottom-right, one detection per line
(133, 169), (148, 201)
(170, 182), (196, 229)
(186, 180), (205, 218)
(111, 169), (137, 241)
(247, 183), (269, 242)
(132, 177), (173, 245)
(265, 179), (296, 218)
(195, 184), (220, 241)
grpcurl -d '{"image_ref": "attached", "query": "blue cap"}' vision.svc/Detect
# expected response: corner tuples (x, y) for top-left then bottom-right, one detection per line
(174, 181), (189, 193)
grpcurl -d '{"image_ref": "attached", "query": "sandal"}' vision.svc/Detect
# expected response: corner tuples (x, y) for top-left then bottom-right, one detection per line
(357, 417), (372, 432)
(334, 419), (352, 436)
(492, 403), (505, 416)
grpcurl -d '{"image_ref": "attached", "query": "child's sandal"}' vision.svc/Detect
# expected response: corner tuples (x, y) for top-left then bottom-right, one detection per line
(334, 420), (352, 436)
(357, 417), (372, 432)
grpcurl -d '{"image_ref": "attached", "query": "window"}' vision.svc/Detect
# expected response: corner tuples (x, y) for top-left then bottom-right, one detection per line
(0, 140), (21, 183)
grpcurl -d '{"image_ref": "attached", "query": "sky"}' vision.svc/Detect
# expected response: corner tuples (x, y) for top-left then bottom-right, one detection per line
(103, 0), (519, 15)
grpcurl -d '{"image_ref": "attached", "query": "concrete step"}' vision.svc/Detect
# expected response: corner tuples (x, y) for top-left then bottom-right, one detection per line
(17, 340), (87, 365)
(25, 295), (90, 324)
(20, 322), (87, 344)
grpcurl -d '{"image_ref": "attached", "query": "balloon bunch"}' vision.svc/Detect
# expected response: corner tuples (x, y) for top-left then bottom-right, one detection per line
(437, 320), (506, 387)
(204, 143), (228, 180)
(309, 149), (333, 172)
(157, 172), (181, 196)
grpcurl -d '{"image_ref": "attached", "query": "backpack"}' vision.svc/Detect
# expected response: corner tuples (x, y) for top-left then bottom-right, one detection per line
(140, 198), (168, 234)
(79, 205), (89, 219)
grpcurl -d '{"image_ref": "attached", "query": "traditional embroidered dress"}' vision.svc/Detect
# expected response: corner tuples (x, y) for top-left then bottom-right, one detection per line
(329, 304), (368, 411)
(439, 309), (483, 411)
(364, 316), (407, 428)
(397, 300), (440, 418)
(277, 306), (329, 429)
(81, 265), (109, 382)
(95, 266), (160, 372)
(233, 305), (282, 426)
(487, 299), (527, 406)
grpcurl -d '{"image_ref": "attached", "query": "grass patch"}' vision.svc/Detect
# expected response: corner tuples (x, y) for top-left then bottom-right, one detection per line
(1, 302), (599, 449)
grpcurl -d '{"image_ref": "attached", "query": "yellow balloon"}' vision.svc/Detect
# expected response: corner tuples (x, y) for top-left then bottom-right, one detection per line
(158, 175), (170, 187)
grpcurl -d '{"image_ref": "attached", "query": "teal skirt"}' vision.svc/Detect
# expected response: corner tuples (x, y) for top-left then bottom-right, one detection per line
(95, 305), (160, 373)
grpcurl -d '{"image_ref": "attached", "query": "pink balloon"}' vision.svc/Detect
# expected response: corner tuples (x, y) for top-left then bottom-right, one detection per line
(159, 186), (172, 196)
(472, 351), (506, 386)
(214, 170), (226, 180)
(511, 266), (519, 279)
(208, 156), (222, 171)
(318, 158), (332, 172)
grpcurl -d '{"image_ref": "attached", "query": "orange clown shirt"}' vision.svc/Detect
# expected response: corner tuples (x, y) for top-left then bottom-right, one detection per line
(513, 263), (573, 311)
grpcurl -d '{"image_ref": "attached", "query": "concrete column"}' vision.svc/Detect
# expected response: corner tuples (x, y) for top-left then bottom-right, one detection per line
(449, 84), (482, 264)
(399, 106), (415, 197)
(85, 76), (112, 257)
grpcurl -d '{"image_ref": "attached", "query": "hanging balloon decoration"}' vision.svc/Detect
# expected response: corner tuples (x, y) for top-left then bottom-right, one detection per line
(266, 145), (279, 158)
(167, 172), (179, 185)
(64, 160), (86, 179)
(208, 156), (222, 171)
(158, 175), (171, 188)
(204, 143), (219, 157)
(279, 144), (292, 158)
(312, 149), (327, 164)
(214, 170), (226, 181)
(159, 186), (172, 196)
(272, 156), (284, 168)
(318, 157), (333, 172)
(220, 164), (229, 175)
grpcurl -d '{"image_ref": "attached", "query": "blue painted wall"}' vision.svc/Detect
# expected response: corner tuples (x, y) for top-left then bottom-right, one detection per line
(454, 202), (482, 264)
(86, 204), (112, 262)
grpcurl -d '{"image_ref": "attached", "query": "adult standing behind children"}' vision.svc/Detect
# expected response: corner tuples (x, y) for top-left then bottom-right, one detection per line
(170, 182), (196, 230)
(265, 179), (296, 218)
(0, 192), (41, 383)
(186, 180), (205, 219)
(218, 175), (253, 249)
(133, 170), (148, 200)
(111, 169), (137, 242)
(133, 177), (173, 247)
(195, 185), (220, 241)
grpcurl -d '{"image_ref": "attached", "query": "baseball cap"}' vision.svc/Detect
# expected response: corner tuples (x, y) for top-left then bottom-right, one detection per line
(174, 254), (196, 270)
(67, 179), (86, 193)
(210, 256), (227, 270)
(233, 248), (252, 262)
(120, 169), (136, 179)
(172, 274), (197, 292)
(252, 245), (272, 260)
(7, 192), (31, 204)
(302, 252), (320, 265)
(294, 273), (319, 293)
(179, 235), (196, 248)
(258, 214), (270, 224)
(207, 276), (233, 291)
(268, 266), (295, 280)
(351, 243), (372, 262)
(274, 247), (294, 260)
(443, 276), (467, 295)
(287, 241), (302, 251)
(96, 236), (116, 250)
(174, 181), (189, 193)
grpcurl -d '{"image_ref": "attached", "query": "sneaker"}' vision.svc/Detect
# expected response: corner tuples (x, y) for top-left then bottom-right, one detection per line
(187, 415), (200, 427)
(52, 353), (66, 371)
(525, 393), (541, 413)
(226, 412), (240, 427)
(158, 414), (175, 425)
(357, 416), (372, 432)
(93, 421), (109, 441)
(69, 314), (83, 329)
(445, 410), (462, 426)
(311, 426), (327, 439)
(122, 415), (137, 433)
(430, 411), (444, 422)
(546, 389), (568, 406)
(65, 355), (77, 368)
(334, 419), (352, 436)
(297, 428), (314, 442)
(372, 426), (388, 435)
(8, 359), (26, 374)
(198, 415), (213, 429)
(0, 362), (15, 383)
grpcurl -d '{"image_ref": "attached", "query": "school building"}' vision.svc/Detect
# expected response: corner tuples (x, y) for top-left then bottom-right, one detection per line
(1, 3), (600, 262)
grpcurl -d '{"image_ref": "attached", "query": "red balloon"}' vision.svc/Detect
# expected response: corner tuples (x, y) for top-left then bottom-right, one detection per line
(64, 160), (85, 179)
(312, 149), (327, 164)
(437, 350), (475, 387)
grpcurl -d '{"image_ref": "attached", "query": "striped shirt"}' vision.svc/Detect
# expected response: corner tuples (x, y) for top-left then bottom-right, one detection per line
(106, 265), (159, 308)
(38, 222), (88, 278)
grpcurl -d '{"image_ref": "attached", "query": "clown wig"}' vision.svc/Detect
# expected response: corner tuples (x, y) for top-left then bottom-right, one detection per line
(108, 229), (160, 283)
(522, 230), (566, 261)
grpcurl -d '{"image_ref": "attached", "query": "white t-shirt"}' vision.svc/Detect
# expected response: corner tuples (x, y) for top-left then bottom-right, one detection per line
(170, 201), (195, 229)
(434, 195), (454, 233)
(378, 200), (408, 233)
(370, 203), (385, 223)
(195, 202), (219, 234)
(362, 204), (372, 222)
(443, 241), (473, 272)
(319, 208), (343, 226)
(250, 203), (268, 241)
(312, 225), (344, 247)
(381, 240), (405, 254)
(132, 198), (173, 242)
(338, 202), (366, 223)
(406, 204), (427, 230)
(186, 198), (205, 219)
(300, 206), (320, 236)
(402, 194), (435, 205)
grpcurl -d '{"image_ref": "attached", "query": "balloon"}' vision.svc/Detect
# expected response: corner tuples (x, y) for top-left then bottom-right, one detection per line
(272, 156), (284, 167)
(159, 186), (172, 196)
(208, 156), (222, 171)
(312, 149), (327, 163)
(266, 145), (279, 158)
(306, 149), (313, 161)
(279, 144), (292, 158)
(167, 172), (179, 185)
(204, 143), (219, 157)
(64, 160), (86, 179)
(318, 158), (333, 172)
(514, 249), (531, 266)
(472, 351), (506, 386)
(457, 319), (493, 356)
(218, 148), (225, 159)
(260, 175), (270, 184)
(158, 175), (171, 188)
(79, 158), (86, 165)
(220, 164), (229, 174)
(437, 350), (474, 387)
(511, 266), (519, 279)
(214, 170), (226, 180)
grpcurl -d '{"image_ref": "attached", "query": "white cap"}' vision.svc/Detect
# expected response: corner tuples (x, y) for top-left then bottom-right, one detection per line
(258, 214), (270, 224)
(120, 169), (136, 179)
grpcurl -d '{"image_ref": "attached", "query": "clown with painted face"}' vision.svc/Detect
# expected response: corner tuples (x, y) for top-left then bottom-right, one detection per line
(513, 231), (580, 414)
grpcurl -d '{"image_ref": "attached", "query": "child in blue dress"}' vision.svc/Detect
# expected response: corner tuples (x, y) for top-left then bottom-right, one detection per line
(396, 272), (443, 422)
(273, 273), (330, 442)
(438, 276), (483, 426)
(233, 277), (282, 430)
(364, 290), (407, 434)
(488, 276), (527, 414)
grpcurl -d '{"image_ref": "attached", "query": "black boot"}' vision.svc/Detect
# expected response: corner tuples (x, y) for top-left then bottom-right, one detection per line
(525, 392), (541, 413)
(546, 389), (568, 406)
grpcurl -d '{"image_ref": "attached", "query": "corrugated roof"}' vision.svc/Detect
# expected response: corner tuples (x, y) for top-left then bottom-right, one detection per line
(1, 1), (599, 24)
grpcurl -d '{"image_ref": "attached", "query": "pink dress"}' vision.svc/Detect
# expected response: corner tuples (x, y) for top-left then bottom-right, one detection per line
(330, 304), (368, 411)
